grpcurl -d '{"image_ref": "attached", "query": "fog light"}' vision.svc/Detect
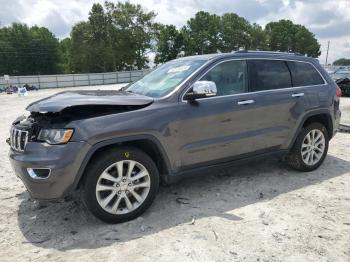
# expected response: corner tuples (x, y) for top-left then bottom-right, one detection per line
(27, 168), (51, 179)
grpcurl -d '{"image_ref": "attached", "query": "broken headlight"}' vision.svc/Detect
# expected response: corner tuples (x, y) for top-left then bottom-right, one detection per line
(37, 129), (74, 145)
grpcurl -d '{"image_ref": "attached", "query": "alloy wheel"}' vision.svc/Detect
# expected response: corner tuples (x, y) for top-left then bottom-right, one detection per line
(95, 160), (151, 215)
(301, 129), (325, 166)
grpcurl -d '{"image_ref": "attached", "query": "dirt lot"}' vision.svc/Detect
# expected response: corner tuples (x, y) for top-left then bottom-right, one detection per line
(0, 86), (349, 262)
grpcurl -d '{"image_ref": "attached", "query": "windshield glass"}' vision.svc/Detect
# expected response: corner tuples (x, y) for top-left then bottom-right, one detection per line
(125, 59), (207, 97)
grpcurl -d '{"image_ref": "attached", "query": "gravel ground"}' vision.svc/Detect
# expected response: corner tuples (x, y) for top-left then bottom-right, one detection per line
(0, 86), (349, 262)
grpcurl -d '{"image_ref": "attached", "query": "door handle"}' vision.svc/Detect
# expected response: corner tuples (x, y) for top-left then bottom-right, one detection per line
(237, 99), (255, 105)
(292, 93), (304, 97)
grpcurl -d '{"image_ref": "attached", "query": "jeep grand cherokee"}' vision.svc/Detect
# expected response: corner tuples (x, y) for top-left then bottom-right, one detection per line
(8, 51), (341, 223)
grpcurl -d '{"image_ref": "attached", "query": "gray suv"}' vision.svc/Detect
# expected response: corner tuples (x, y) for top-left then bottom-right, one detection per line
(8, 51), (341, 223)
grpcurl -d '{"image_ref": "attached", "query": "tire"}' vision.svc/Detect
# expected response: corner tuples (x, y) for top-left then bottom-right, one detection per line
(82, 147), (159, 223)
(286, 122), (329, 172)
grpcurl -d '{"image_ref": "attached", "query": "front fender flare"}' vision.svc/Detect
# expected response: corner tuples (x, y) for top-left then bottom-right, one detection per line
(69, 134), (171, 192)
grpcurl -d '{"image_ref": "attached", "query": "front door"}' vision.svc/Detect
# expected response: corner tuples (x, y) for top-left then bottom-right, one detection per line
(177, 59), (260, 169)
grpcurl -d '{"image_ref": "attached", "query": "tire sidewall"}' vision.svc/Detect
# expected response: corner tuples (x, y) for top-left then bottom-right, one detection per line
(82, 147), (159, 223)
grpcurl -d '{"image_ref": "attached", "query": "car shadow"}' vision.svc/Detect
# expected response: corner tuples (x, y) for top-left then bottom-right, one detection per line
(16, 154), (350, 250)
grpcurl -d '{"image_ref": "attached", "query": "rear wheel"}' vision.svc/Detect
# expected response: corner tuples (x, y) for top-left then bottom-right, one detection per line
(286, 122), (329, 171)
(82, 147), (159, 223)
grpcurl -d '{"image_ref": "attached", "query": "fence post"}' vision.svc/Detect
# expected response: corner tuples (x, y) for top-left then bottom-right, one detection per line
(102, 73), (105, 85)
(38, 74), (41, 89)
(129, 71), (132, 82)
(55, 74), (58, 88)
(116, 71), (118, 84)
(88, 74), (91, 86)
(73, 74), (76, 87)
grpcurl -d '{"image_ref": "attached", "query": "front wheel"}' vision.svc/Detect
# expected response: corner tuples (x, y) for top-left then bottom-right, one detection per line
(82, 147), (159, 223)
(286, 122), (329, 172)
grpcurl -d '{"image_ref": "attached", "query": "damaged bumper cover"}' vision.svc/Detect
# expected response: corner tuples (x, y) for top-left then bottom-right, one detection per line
(9, 141), (91, 200)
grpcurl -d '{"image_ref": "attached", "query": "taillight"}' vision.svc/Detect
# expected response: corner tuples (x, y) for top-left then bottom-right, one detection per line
(336, 86), (342, 97)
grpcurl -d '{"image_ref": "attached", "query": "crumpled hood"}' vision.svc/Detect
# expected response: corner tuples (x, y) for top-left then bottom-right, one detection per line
(26, 90), (154, 113)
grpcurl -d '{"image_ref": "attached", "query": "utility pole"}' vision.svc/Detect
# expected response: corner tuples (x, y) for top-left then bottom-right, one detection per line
(325, 41), (330, 65)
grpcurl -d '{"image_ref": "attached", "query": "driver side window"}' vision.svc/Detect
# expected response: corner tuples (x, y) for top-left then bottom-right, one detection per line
(201, 60), (248, 97)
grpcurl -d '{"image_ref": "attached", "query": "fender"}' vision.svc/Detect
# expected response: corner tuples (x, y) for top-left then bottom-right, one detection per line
(70, 134), (172, 190)
(288, 108), (333, 150)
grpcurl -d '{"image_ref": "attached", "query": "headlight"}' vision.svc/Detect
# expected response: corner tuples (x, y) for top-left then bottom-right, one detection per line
(37, 129), (74, 145)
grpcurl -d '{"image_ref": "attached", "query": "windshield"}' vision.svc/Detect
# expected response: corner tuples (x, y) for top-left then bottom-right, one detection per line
(125, 59), (207, 98)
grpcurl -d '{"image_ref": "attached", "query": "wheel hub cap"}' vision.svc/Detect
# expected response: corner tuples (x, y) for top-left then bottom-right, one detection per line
(301, 129), (325, 166)
(95, 160), (151, 215)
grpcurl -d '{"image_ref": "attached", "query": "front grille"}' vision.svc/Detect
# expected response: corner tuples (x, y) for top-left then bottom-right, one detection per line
(10, 127), (29, 152)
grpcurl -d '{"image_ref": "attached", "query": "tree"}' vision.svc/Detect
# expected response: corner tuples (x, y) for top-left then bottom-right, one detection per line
(70, 22), (92, 73)
(182, 11), (221, 55)
(333, 58), (350, 66)
(219, 13), (252, 52)
(58, 37), (72, 73)
(247, 23), (267, 50)
(105, 1), (156, 70)
(88, 3), (114, 72)
(0, 23), (60, 75)
(265, 19), (320, 57)
(181, 12), (268, 55)
(154, 24), (184, 64)
(70, 4), (115, 73)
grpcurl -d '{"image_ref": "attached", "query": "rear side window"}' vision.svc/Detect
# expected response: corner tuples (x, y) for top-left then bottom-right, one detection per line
(287, 61), (324, 86)
(248, 60), (292, 92)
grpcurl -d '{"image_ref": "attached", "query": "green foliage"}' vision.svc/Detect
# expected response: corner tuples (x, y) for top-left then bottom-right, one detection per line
(219, 13), (252, 52)
(0, 23), (60, 75)
(333, 58), (350, 66)
(58, 38), (72, 73)
(69, 2), (156, 72)
(182, 11), (221, 55)
(154, 24), (184, 64)
(0, 4), (323, 75)
(265, 19), (320, 57)
(105, 1), (156, 70)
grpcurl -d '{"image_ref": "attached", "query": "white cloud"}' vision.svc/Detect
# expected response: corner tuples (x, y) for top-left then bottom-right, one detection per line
(0, 0), (350, 63)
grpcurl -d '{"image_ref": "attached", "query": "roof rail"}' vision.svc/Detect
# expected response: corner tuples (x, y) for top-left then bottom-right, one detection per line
(235, 50), (305, 56)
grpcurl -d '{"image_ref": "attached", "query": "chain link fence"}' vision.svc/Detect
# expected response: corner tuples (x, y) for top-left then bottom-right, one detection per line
(0, 69), (150, 89)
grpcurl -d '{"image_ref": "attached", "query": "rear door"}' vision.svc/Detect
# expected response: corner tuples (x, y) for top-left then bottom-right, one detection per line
(245, 59), (309, 150)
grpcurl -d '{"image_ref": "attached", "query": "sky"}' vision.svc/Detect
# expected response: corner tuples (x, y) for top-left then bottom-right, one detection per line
(0, 0), (349, 64)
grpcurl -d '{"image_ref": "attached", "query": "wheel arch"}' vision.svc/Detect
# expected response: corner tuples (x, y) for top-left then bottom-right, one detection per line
(72, 135), (171, 190)
(302, 113), (333, 138)
(289, 109), (333, 149)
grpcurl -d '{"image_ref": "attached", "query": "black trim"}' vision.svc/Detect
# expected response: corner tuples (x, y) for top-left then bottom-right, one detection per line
(71, 135), (172, 190)
(288, 109), (334, 150)
(163, 150), (287, 184)
(285, 60), (294, 87)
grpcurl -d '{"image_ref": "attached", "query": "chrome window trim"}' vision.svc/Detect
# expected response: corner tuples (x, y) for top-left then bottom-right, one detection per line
(180, 58), (328, 103)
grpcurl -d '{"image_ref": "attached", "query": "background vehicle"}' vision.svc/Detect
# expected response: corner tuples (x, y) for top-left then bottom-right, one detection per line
(23, 84), (39, 91)
(8, 51), (341, 223)
(5, 85), (18, 94)
(335, 78), (350, 97)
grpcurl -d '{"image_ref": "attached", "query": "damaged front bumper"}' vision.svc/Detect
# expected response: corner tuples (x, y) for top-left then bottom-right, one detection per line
(9, 141), (91, 200)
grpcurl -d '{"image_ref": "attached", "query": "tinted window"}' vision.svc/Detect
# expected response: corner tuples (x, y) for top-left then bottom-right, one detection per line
(287, 61), (324, 86)
(248, 60), (292, 92)
(201, 60), (248, 96)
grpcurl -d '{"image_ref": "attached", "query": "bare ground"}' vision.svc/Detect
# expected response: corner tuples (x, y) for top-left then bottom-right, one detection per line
(0, 86), (349, 262)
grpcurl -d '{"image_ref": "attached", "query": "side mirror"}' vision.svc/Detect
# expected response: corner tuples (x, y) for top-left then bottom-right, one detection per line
(184, 81), (217, 101)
